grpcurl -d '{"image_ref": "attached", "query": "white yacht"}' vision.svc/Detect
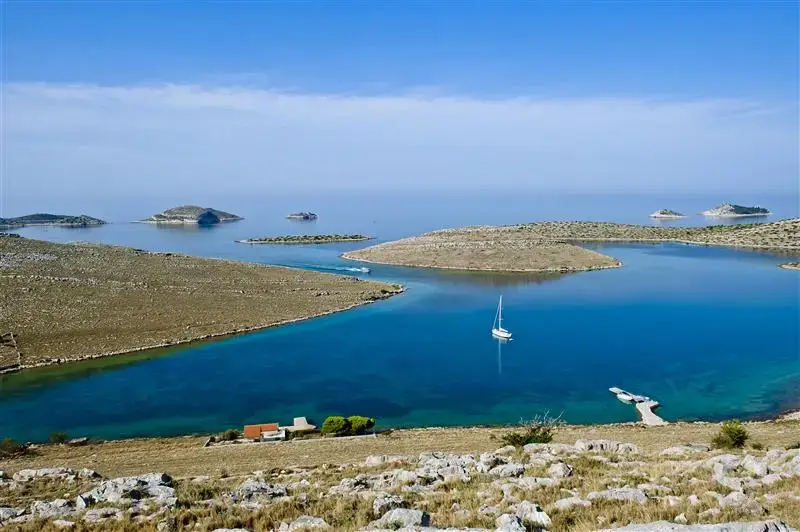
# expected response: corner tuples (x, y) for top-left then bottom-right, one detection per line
(491, 295), (512, 340)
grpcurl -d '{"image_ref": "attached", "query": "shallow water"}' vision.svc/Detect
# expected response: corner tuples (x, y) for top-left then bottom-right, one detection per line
(1, 192), (798, 441)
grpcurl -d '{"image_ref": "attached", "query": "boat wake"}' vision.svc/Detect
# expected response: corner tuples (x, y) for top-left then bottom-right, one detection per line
(302, 264), (371, 274)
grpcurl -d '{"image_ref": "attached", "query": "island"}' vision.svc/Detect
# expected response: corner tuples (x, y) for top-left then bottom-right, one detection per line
(238, 234), (370, 245)
(287, 212), (318, 221)
(0, 213), (106, 229)
(0, 234), (401, 372)
(780, 262), (800, 270)
(343, 219), (800, 272)
(649, 209), (686, 219)
(140, 205), (243, 225)
(702, 203), (771, 217)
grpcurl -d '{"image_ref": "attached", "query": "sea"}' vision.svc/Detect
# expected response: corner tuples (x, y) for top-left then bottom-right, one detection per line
(1, 192), (798, 442)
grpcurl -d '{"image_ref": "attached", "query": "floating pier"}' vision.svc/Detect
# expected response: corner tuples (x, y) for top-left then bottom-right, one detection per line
(609, 386), (668, 426)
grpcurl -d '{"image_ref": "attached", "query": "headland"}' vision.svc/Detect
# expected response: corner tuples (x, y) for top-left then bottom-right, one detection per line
(0, 214), (106, 230)
(0, 235), (402, 373)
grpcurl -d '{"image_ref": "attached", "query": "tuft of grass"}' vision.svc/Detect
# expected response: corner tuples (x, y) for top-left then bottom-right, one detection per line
(711, 420), (749, 449)
(0, 437), (34, 458)
(501, 412), (564, 448)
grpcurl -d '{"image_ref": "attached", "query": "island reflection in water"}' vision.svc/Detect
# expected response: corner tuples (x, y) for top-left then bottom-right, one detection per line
(433, 269), (570, 287)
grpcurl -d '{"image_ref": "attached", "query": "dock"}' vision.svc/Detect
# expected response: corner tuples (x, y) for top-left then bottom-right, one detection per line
(609, 387), (668, 426)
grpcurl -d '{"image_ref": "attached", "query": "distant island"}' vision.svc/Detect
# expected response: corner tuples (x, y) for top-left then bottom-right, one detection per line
(238, 234), (370, 245)
(140, 205), (243, 225)
(649, 209), (686, 219)
(287, 212), (318, 221)
(780, 262), (800, 271)
(0, 213), (106, 229)
(702, 203), (771, 218)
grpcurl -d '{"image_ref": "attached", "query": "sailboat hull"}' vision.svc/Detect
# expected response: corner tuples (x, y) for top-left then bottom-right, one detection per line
(492, 328), (512, 340)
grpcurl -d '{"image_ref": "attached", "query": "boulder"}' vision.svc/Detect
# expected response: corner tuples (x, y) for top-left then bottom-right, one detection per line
(53, 520), (75, 529)
(547, 462), (573, 479)
(587, 488), (648, 504)
(638, 483), (672, 495)
(0, 507), (22, 522)
(364, 455), (407, 467)
(79, 473), (174, 507)
(83, 508), (123, 522)
(523, 443), (575, 455)
(278, 516), (331, 531)
(742, 455), (768, 477)
(511, 501), (551, 528)
(553, 497), (591, 510)
(78, 468), (101, 479)
(367, 508), (430, 529)
(30, 499), (74, 518)
(13, 467), (75, 482)
(719, 491), (765, 515)
(574, 439), (639, 454)
(489, 463), (524, 478)
(494, 445), (517, 455)
(231, 479), (288, 502)
(496, 514), (526, 532)
(373, 493), (404, 516)
(597, 520), (795, 531)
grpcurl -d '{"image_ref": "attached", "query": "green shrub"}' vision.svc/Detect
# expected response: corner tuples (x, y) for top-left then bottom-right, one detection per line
(321, 416), (350, 436)
(501, 412), (564, 448)
(50, 432), (69, 444)
(347, 416), (375, 435)
(751, 441), (764, 450)
(0, 437), (30, 458)
(221, 429), (240, 441)
(711, 420), (749, 449)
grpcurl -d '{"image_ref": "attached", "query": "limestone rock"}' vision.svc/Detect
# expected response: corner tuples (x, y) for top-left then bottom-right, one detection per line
(0, 507), (22, 522)
(279, 516), (331, 531)
(674, 514), (688, 525)
(511, 500), (551, 528)
(367, 508), (430, 529)
(489, 463), (524, 478)
(553, 497), (591, 510)
(373, 493), (404, 516)
(660, 444), (710, 456)
(587, 487), (648, 504)
(77, 468), (101, 479)
(742, 455), (768, 477)
(598, 520), (795, 531)
(30, 498), (74, 518)
(79, 473), (175, 507)
(53, 520), (75, 529)
(494, 445), (517, 455)
(364, 455), (407, 467)
(496, 514), (526, 532)
(719, 491), (765, 515)
(83, 507), (123, 522)
(547, 462), (573, 479)
(13, 467), (75, 482)
(523, 443), (575, 455)
(574, 439), (639, 454)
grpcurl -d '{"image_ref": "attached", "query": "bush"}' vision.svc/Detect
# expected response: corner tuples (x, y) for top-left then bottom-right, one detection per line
(711, 420), (749, 449)
(221, 429), (240, 441)
(50, 432), (69, 444)
(347, 416), (375, 435)
(321, 416), (350, 436)
(751, 441), (764, 450)
(0, 437), (31, 458)
(501, 412), (564, 448)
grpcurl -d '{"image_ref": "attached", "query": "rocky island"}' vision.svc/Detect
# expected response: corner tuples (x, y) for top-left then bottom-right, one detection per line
(703, 203), (771, 218)
(780, 262), (800, 270)
(0, 235), (401, 372)
(650, 209), (686, 219)
(0, 213), (106, 229)
(140, 205), (243, 225)
(0, 418), (798, 531)
(344, 219), (800, 272)
(238, 234), (370, 245)
(287, 212), (318, 221)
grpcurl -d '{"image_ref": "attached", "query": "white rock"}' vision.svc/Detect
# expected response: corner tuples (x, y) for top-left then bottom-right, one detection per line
(547, 462), (573, 479)
(553, 497), (591, 510)
(742, 455), (768, 477)
(364, 455), (407, 467)
(489, 463), (524, 478)
(719, 491), (765, 515)
(494, 446), (517, 455)
(660, 444), (711, 456)
(279, 516), (330, 531)
(373, 493), (403, 517)
(512, 500), (551, 528)
(587, 488), (648, 504)
(367, 508), (430, 529)
(13, 468), (75, 482)
(575, 439), (639, 454)
(495, 513), (526, 532)
(674, 513), (688, 525)
(53, 520), (75, 529)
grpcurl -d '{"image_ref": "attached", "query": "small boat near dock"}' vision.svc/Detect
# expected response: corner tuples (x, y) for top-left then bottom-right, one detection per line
(608, 386), (667, 426)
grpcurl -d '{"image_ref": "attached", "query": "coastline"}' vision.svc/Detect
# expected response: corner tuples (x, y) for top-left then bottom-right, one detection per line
(2, 285), (406, 375)
(238, 237), (370, 245)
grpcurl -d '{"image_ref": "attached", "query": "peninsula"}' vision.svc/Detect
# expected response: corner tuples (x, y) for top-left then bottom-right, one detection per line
(287, 212), (318, 220)
(238, 234), (370, 245)
(780, 262), (800, 271)
(649, 209), (686, 219)
(344, 219), (800, 272)
(140, 205), (243, 225)
(702, 203), (771, 217)
(0, 235), (401, 372)
(0, 213), (106, 230)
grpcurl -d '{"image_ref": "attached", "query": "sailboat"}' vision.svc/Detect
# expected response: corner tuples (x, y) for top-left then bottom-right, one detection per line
(491, 295), (512, 340)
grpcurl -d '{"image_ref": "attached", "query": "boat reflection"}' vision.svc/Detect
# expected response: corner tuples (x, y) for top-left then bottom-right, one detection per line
(495, 336), (510, 375)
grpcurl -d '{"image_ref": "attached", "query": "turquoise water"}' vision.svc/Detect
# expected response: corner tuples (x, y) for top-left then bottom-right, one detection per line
(1, 192), (798, 441)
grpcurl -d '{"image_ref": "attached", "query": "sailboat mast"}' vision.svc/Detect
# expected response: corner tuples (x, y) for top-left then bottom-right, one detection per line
(498, 295), (503, 328)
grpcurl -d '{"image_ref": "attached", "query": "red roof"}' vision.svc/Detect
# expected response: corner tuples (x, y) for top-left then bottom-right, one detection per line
(243, 423), (279, 439)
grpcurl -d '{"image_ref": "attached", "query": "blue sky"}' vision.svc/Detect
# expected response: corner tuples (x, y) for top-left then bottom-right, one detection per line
(2, 1), (799, 208)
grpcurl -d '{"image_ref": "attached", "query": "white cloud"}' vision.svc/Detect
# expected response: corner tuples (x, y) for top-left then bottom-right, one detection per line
(3, 83), (798, 201)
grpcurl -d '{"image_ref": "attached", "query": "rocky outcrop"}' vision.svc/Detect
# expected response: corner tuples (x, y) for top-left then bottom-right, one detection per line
(286, 212), (318, 221)
(141, 205), (243, 225)
(77, 472), (175, 508)
(599, 521), (795, 531)
(650, 209), (686, 219)
(0, 214), (105, 229)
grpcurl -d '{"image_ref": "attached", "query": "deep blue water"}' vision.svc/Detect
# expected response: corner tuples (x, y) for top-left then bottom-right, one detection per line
(1, 192), (798, 442)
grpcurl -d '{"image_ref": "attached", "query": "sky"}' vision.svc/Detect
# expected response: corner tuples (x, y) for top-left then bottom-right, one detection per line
(2, 1), (799, 213)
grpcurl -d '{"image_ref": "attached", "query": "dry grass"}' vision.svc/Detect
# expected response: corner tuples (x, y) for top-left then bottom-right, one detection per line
(3, 421), (798, 479)
(344, 219), (800, 272)
(0, 236), (400, 369)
